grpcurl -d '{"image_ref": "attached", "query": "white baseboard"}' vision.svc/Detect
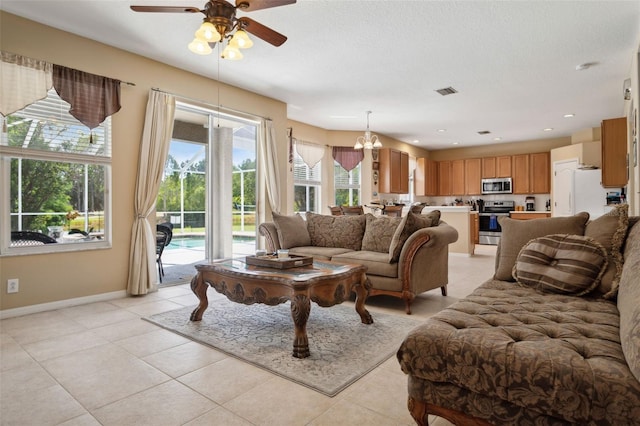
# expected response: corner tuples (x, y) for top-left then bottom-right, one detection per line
(0, 290), (127, 319)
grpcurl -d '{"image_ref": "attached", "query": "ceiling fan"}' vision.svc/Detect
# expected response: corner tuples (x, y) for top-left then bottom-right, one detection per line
(131, 0), (295, 59)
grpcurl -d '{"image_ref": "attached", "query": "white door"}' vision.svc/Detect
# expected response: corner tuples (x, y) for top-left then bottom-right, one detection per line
(553, 159), (579, 216)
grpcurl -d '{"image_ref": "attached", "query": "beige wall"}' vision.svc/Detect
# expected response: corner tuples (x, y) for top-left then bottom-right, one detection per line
(429, 136), (571, 161)
(0, 12), (288, 311)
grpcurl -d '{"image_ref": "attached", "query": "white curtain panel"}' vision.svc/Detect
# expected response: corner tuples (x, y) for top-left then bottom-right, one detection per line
(259, 119), (281, 214)
(295, 140), (325, 168)
(0, 51), (52, 116)
(209, 126), (234, 259)
(127, 90), (175, 295)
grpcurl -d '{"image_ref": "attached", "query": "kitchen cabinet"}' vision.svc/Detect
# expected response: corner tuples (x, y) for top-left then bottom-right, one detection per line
(438, 160), (451, 195)
(415, 158), (438, 196)
(465, 158), (482, 195)
(513, 152), (550, 194)
(481, 156), (512, 178)
(510, 212), (551, 220)
(601, 117), (627, 187)
(378, 148), (409, 194)
(451, 159), (465, 195)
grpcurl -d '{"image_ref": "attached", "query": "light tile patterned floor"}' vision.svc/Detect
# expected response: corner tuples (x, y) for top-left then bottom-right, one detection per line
(0, 246), (496, 425)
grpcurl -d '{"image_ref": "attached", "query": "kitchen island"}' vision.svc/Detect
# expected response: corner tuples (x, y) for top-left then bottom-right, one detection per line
(423, 206), (474, 256)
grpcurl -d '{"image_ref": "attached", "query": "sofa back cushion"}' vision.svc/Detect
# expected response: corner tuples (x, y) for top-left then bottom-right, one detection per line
(585, 204), (629, 299)
(617, 219), (640, 383)
(388, 210), (441, 263)
(513, 234), (608, 296)
(495, 212), (590, 281)
(272, 212), (311, 249)
(361, 214), (402, 253)
(305, 212), (367, 250)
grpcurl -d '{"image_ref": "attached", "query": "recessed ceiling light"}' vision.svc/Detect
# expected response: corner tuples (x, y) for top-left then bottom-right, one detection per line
(413, 140), (419, 144)
(563, 114), (575, 118)
(452, 142), (460, 145)
(543, 128), (554, 132)
(494, 137), (502, 141)
(437, 129), (446, 132)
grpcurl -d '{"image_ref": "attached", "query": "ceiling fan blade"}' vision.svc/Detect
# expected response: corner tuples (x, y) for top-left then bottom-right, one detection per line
(130, 5), (202, 13)
(236, 0), (296, 12)
(238, 17), (287, 46)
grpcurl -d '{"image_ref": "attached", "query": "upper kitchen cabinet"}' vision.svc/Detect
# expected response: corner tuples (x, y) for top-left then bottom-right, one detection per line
(512, 152), (550, 194)
(601, 117), (628, 187)
(481, 156), (512, 178)
(438, 160), (452, 195)
(451, 159), (466, 195)
(415, 158), (438, 196)
(465, 158), (482, 195)
(379, 148), (409, 194)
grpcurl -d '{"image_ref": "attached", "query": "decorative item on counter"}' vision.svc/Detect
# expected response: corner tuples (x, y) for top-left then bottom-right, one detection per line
(277, 249), (290, 259)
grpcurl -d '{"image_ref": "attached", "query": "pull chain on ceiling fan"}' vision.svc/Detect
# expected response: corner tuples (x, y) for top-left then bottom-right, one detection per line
(131, 0), (295, 60)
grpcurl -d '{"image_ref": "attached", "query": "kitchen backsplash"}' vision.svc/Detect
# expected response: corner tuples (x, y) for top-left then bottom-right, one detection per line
(418, 194), (551, 211)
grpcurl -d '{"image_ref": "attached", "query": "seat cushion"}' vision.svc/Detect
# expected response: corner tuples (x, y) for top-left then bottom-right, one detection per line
(398, 279), (640, 424)
(289, 246), (353, 261)
(513, 234), (608, 296)
(331, 250), (398, 278)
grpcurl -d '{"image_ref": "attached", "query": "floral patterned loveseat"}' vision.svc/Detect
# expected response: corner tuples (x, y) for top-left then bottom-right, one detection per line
(397, 208), (640, 425)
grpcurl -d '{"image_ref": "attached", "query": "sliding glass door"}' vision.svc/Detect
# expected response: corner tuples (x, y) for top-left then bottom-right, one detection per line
(156, 102), (258, 282)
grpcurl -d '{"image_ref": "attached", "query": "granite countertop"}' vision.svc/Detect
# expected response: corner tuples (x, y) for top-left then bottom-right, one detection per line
(423, 206), (471, 212)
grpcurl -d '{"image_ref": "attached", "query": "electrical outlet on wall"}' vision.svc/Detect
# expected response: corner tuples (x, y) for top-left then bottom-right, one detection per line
(7, 279), (19, 293)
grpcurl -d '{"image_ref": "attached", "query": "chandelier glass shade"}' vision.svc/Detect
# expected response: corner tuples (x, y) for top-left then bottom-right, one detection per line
(188, 20), (252, 59)
(354, 111), (382, 150)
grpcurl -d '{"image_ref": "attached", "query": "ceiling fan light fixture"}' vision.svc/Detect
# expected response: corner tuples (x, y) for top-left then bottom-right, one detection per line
(232, 29), (253, 49)
(354, 111), (381, 150)
(188, 37), (213, 55)
(196, 21), (221, 42)
(222, 43), (243, 60)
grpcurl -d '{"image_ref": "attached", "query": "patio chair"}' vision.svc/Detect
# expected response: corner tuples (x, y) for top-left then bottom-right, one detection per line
(340, 205), (364, 215)
(10, 231), (57, 247)
(156, 223), (173, 282)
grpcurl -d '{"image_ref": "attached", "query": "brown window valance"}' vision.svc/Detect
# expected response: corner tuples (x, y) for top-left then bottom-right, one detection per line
(332, 146), (364, 171)
(53, 65), (121, 130)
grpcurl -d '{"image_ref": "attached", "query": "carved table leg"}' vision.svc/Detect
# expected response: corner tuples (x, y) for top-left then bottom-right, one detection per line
(189, 273), (209, 321)
(353, 273), (373, 324)
(290, 293), (311, 358)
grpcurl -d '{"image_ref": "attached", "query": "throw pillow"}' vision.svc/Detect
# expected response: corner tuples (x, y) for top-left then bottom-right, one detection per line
(585, 204), (629, 299)
(361, 214), (402, 253)
(494, 212), (590, 281)
(388, 210), (441, 263)
(305, 212), (367, 250)
(272, 212), (311, 249)
(513, 234), (608, 296)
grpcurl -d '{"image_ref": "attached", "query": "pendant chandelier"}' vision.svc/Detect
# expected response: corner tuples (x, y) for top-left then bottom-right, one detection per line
(354, 110), (382, 150)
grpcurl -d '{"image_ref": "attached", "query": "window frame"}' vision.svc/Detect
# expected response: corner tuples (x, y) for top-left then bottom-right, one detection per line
(333, 160), (361, 206)
(292, 149), (322, 214)
(0, 91), (113, 256)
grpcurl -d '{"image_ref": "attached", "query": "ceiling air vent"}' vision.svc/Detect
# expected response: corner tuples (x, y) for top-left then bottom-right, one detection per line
(435, 87), (458, 96)
(477, 130), (491, 135)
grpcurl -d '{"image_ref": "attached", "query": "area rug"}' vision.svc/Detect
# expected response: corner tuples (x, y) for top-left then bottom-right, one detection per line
(143, 298), (422, 396)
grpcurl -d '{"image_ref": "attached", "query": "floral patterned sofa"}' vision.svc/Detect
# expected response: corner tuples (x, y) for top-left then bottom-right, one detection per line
(397, 207), (640, 425)
(258, 210), (458, 314)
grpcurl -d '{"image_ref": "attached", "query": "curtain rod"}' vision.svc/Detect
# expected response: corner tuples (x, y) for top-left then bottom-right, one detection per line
(151, 87), (271, 121)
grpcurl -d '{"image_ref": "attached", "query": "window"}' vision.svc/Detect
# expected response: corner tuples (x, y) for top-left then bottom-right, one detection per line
(293, 150), (321, 213)
(334, 161), (360, 206)
(1, 89), (111, 254)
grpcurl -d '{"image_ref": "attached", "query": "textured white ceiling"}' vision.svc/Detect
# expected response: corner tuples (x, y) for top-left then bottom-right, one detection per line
(2, 0), (639, 150)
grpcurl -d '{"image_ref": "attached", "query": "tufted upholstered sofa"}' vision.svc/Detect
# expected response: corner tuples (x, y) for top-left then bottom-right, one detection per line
(258, 210), (459, 314)
(397, 209), (640, 425)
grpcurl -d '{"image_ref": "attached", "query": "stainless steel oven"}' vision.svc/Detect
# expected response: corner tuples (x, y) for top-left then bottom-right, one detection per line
(478, 200), (514, 245)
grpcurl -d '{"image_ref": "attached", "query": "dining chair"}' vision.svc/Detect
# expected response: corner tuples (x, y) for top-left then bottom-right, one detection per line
(340, 205), (364, 215)
(328, 206), (343, 216)
(382, 205), (404, 217)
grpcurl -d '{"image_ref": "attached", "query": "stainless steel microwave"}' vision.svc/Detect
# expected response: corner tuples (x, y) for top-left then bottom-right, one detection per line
(481, 177), (513, 194)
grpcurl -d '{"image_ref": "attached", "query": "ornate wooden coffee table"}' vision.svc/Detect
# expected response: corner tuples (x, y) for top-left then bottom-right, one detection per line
(190, 259), (373, 358)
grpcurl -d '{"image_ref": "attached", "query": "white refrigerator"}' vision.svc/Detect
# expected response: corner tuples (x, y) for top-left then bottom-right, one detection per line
(555, 168), (608, 219)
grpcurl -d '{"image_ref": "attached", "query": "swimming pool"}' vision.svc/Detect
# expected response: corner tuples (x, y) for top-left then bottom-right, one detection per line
(167, 235), (255, 250)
